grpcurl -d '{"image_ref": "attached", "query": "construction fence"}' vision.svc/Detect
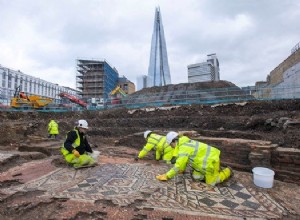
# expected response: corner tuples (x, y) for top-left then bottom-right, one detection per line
(1, 85), (300, 112)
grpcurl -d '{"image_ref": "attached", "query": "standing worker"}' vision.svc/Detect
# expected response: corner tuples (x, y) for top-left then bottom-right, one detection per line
(48, 119), (59, 139)
(60, 119), (96, 168)
(135, 130), (175, 164)
(156, 131), (233, 186)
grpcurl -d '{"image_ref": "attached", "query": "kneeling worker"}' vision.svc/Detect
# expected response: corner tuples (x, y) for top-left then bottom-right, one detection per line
(61, 119), (96, 168)
(135, 130), (175, 164)
(156, 131), (232, 186)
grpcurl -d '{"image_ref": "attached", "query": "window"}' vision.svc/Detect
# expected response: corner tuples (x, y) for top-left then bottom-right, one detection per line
(2, 72), (6, 87)
(8, 74), (12, 88)
(33, 81), (36, 93)
(29, 80), (32, 93)
(24, 78), (28, 92)
(15, 76), (18, 88)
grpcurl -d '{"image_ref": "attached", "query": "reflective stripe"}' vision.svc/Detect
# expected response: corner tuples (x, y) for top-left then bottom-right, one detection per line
(178, 153), (189, 157)
(162, 141), (170, 154)
(173, 166), (180, 173)
(190, 142), (199, 163)
(192, 174), (204, 180)
(182, 141), (199, 164)
(149, 136), (162, 142)
(142, 147), (150, 152)
(66, 129), (80, 149)
(147, 141), (156, 146)
(162, 141), (168, 149)
(184, 140), (195, 147)
(202, 144), (211, 171)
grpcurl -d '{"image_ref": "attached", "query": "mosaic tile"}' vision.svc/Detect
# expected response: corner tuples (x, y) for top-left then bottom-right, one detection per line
(5, 163), (285, 219)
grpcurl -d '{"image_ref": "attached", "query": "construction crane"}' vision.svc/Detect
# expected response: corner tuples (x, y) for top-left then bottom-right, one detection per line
(58, 92), (88, 108)
(10, 86), (53, 109)
(110, 86), (127, 104)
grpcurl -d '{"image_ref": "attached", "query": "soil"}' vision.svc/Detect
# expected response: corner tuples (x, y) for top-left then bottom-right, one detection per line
(0, 98), (300, 219)
(1, 99), (300, 149)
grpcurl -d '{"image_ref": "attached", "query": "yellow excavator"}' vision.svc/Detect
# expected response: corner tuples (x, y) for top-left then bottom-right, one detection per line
(110, 86), (127, 104)
(10, 86), (53, 109)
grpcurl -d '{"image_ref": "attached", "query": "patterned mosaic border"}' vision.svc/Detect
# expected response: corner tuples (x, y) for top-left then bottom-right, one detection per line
(4, 163), (285, 219)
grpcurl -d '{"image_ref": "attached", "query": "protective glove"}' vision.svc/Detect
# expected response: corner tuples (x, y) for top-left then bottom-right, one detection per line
(134, 156), (139, 161)
(72, 149), (80, 158)
(156, 174), (168, 181)
(170, 157), (177, 164)
(178, 170), (185, 174)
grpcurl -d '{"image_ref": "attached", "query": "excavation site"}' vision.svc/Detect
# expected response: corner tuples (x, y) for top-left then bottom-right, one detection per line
(0, 95), (299, 220)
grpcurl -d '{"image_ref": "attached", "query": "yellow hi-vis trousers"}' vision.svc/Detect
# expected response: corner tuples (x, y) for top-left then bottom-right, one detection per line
(192, 160), (231, 186)
(61, 148), (95, 168)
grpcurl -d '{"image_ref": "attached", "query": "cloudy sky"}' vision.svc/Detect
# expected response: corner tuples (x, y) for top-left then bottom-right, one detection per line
(0, 0), (300, 89)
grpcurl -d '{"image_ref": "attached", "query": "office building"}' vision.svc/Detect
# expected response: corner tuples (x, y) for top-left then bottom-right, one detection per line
(0, 65), (76, 104)
(188, 54), (220, 83)
(147, 7), (171, 87)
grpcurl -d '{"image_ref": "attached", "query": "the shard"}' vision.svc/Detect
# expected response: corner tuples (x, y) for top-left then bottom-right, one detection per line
(147, 7), (171, 87)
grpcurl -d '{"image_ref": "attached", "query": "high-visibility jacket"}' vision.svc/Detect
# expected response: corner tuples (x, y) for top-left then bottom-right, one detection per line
(60, 128), (94, 167)
(166, 136), (220, 179)
(138, 133), (174, 161)
(48, 120), (59, 135)
(61, 128), (92, 155)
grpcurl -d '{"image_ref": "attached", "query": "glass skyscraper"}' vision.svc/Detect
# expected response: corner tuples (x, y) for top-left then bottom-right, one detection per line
(147, 7), (171, 87)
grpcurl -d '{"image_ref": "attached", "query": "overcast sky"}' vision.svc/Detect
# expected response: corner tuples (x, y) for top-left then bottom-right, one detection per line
(0, 0), (300, 89)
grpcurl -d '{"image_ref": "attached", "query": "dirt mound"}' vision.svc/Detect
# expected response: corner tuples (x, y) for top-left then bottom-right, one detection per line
(132, 80), (238, 95)
(124, 80), (252, 105)
(1, 99), (300, 150)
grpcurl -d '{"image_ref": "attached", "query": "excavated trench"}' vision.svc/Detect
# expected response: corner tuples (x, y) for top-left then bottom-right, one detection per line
(0, 99), (300, 219)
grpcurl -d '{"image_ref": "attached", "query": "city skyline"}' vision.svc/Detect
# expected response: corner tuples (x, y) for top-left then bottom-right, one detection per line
(0, 1), (299, 89)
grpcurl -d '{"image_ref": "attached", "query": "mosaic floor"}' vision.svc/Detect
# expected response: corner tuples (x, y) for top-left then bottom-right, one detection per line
(5, 163), (285, 219)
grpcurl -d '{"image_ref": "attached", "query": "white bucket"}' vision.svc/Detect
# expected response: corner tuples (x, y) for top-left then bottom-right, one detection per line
(88, 150), (100, 160)
(252, 167), (275, 188)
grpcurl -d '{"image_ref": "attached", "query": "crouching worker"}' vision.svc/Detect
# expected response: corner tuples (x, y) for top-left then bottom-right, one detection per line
(60, 119), (96, 168)
(135, 130), (175, 164)
(156, 131), (233, 186)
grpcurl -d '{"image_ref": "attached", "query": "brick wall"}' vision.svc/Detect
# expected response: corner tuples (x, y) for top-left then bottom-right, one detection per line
(271, 147), (300, 183)
(269, 49), (300, 85)
(197, 136), (300, 184)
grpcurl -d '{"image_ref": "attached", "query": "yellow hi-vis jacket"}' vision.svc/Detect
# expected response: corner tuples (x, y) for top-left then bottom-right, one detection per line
(138, 133), (174, 161)
(166, 136), (220, 179)
(61, 129), (81, 156)
(48, 120), (59, 135)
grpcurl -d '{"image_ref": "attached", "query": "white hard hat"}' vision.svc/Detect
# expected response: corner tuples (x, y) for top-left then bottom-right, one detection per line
(144, 130), (152, 139)
(78, 119), (89, 129)
(166, 131), (179, 145)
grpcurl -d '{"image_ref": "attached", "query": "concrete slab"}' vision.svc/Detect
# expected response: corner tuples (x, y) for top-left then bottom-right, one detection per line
(0, 152), (18, 164)
(3, 162), (285, 219)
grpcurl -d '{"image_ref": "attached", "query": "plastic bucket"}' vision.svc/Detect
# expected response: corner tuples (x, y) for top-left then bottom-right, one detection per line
(252, 167), (275, 188)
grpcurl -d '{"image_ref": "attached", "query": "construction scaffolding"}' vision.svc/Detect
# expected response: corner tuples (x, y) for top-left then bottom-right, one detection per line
(76, 59), (119, 103)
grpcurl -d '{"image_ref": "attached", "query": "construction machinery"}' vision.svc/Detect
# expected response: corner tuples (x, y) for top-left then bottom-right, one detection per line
(110, 86), (127, 104)
(11, 86), (53, 109)
(58, 92), (88, 108)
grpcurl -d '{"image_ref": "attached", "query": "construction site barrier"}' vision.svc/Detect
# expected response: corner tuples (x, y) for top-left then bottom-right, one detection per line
(1, 85), (300, 112)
